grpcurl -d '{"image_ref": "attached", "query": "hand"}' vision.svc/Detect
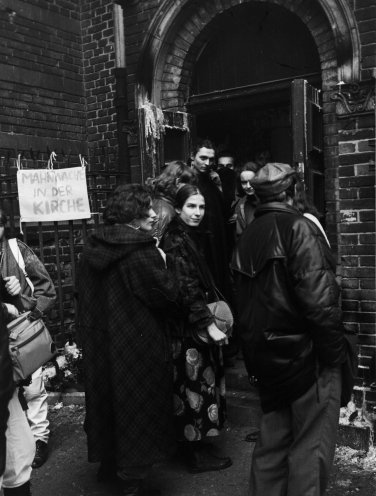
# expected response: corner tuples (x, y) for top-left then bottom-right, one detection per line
(3, 303), (19, 319)
(4, 276), (21, 296)
(207, 323), (229, 346)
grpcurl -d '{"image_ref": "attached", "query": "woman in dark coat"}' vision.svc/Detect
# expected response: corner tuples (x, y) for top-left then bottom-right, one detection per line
(77, 184), (177, 496)
(161, 184), (232, 474)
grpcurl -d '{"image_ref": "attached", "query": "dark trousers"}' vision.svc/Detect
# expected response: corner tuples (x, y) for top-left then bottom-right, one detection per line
(249, 366), (341, 496)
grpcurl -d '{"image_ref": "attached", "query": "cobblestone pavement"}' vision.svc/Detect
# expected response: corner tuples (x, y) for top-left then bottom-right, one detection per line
(27, 405), (375, 496)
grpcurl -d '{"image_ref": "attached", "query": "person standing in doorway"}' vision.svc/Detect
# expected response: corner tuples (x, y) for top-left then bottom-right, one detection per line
(190, 140), (232, 304)
(233, 161), (259, 237)
(253, 147), (271, 170)
(232, 163), (347, 496)
(217, 151), (238, 258)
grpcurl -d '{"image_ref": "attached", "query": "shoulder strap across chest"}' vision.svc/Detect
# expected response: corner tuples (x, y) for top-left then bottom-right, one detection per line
(8, 238), (34, 294)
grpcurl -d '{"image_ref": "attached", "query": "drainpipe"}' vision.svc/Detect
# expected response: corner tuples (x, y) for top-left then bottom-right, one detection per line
(113, 3), (131, 182)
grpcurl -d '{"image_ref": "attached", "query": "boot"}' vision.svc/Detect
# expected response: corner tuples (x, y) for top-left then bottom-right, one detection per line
(3, 481), (32, 495)
(32, 440), (48, 468)
(118, 478), (161, 496)
(181, 441), (232, 474)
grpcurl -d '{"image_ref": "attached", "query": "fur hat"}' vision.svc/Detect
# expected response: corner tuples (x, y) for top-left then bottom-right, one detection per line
(252, 163), (296, 198)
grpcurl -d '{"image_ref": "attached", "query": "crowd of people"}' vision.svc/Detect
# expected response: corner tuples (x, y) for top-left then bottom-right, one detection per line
(0, 139), (353, 496)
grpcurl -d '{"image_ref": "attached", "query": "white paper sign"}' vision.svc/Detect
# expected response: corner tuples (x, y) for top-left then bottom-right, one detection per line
(17, 167), (91, 222)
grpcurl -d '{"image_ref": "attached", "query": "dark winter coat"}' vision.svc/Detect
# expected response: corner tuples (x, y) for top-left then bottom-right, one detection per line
(196, 172), (232, 302)
(77, 224), (178, 467)
(233, 195), (258, 237)
(161, 217), (215, 340)
(232, 202), (347, 412)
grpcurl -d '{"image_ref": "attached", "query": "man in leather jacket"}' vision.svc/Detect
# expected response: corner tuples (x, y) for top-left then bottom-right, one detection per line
(232, 163), (347, 496)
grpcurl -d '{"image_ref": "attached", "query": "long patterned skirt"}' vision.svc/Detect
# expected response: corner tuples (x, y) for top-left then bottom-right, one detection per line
(172, 336), (227, 442)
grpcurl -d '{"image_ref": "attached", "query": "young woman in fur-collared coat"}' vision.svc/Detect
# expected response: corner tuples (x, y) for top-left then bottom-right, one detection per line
(78, 184), (178, 496)
(161, 184), (232, 475)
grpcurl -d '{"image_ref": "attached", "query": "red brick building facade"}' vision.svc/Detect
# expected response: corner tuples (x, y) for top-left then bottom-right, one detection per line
(0, 0), (375, 404)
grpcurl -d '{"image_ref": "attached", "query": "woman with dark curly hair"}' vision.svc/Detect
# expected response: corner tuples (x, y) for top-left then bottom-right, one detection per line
(78, 184), (178, 496)
(147, 161), (197, 242)
(161, 184), (232, 475)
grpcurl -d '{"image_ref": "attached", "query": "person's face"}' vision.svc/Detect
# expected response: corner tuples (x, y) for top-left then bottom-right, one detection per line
(255, 150), (271, 168)
(240, 171), (256, 196)
(134, 206), (157, 232)
(217, 156), (234, 170)
(192, 147), (215, 174)
(176, 194), (205, 227)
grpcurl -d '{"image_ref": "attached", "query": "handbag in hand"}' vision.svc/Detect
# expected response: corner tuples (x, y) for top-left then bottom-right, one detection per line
(198, 287), (234, 343)
(7, 311), (57, 383)
(206, 299), (234, 335)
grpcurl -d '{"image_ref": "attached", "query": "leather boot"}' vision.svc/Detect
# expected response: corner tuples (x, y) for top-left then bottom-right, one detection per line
(182, 441), (232, 474)
(32, 440), (48, 468)
(3, 481), (32, 495)
(118, 478), (161, 496)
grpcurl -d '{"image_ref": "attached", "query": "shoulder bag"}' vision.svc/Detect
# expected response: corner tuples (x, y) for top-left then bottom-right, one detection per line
(6, 239), (57, 383)
(7, 311), (57, 383)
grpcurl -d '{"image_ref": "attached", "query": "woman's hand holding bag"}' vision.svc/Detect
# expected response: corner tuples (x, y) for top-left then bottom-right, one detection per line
(207, 322), (229, 346)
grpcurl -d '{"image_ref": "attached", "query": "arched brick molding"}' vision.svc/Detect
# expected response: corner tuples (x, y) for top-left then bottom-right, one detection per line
(136, 0), (360, 108)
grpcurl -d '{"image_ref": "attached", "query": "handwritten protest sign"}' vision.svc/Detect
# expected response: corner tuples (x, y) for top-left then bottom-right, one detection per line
(17, 167), (91, 222)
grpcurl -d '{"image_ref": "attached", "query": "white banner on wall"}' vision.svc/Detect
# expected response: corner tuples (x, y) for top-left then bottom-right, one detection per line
(17, 167), (91, 222)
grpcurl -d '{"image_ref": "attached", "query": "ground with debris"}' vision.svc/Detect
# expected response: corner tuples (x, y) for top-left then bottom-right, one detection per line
(27, 403), (376, 496)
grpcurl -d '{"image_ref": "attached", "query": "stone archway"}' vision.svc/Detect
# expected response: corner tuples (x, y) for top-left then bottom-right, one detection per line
(136, 0), (360, 108)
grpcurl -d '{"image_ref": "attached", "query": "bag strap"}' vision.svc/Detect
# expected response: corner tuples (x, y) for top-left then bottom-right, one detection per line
(8, 238), (34, 295)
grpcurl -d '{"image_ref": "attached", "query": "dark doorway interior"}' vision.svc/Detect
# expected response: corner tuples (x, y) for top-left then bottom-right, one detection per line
(194, 98), (291, 165)
(187, 2), (322, 167)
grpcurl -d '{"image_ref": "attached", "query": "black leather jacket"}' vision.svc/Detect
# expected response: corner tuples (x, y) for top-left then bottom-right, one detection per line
(232, 202), (346, 412)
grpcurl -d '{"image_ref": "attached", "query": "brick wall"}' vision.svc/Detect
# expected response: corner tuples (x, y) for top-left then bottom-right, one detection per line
(355, 0), (376, 80)
(80, 0), (118, 170)
(0, 0), (87, 156)
(121, 0), (160, 182)
(338, 109), (376, 397)
(342, 0), (376, 401)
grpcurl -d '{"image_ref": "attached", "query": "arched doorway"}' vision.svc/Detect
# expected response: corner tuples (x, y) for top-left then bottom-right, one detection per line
(136, 0), (360, 234)
(188, 3), (322, 166)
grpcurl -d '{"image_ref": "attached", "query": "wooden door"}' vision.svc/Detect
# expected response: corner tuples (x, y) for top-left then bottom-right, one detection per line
(162, 110), (195, 166)
(291, 79), (325, 219)
(138, 106), (195, 182)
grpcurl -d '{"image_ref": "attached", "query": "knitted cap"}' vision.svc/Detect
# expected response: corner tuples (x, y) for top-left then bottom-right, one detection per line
(252, 163), (296, 198)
